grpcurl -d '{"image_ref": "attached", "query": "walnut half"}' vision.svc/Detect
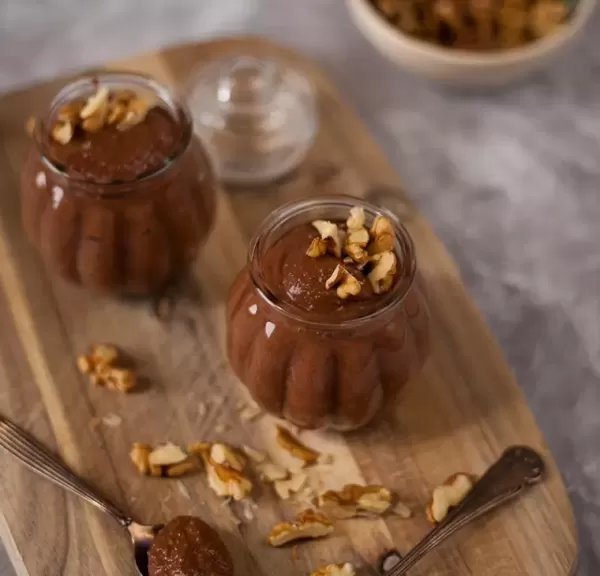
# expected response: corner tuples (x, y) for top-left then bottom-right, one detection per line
(267, 509), (333, 547)
(426, 472), (475, 523)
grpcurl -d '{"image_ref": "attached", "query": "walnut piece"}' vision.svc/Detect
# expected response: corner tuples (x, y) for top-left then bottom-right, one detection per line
(76, 355), (92, 375)
(148, 443), (189, 467)
(166, 460), (198, 478)
(274, 472), (308, 500)
(105, 367), (137, 392)
(325, 265), (361, 299)
(368, 251), (397, 295)
(368, 215), (395, 255)
(80, 87), (110, 119)
(242, 445), (267, 464)
(89, 343), (119, 366)
(51, 121), (74, 144)
(257, 462), (289, 483)
(57, 100), (83, 123)
(311, 563), (356, 576)
(306, 237), (328, 258)
(210, 443), (246, 472)
(276, 425), (320, 463)
(207, 459), (253, 501)
(267, 509), (333, 547)
(117, 97), (151, 130)
(346, 227), (370, 248)
(318, 484), (392, 519)
(426, 473), (474, 523)
(129, 443), (161, 477)
(347, 206), (365, 230)
(344, 243), (369, 266)
(312, 220), (343, 258)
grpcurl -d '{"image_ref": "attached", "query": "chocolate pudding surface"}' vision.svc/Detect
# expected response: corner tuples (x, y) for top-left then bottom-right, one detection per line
(45, 107), (184, 182)
(260, 223), (396, 321)
(148, 516), (233, 576)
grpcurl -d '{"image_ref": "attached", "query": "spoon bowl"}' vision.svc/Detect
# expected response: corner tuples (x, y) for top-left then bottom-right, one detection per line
(0, 415), (163, 576)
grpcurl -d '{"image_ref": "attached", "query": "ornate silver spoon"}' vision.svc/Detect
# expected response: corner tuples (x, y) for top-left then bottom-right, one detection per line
(0, 416), (160, 576)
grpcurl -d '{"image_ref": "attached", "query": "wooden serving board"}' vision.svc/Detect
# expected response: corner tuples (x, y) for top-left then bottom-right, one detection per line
(0, 37), (576, 576)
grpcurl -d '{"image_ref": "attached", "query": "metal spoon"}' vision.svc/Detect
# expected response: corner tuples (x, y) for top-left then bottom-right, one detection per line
(379, 446), (545, 575)
(0, 416), (161, 576)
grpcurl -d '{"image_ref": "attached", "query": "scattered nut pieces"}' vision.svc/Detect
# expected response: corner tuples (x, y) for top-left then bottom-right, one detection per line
(306, 237), (328, 258)
(76, 343), (138, 392)
(210, 443), (246, 472)
(426, 473), (475, 524)
(238, 402), (262, 422)
(129, 443), (161, 477)
(276, 425), (320, 463)
(318, 484), (392, 519)
(311, 563), (356, 576)
(148, 443), (189, 467)
(57, 100), (84, 123)
(207, 459), (253, 501)
(312, 220), (343, 258)
(391, 499), (412, 519)
(368, 251), (397, 295)
(325, 265), (345, 290)
(274, 472), (308, 500)
(105, 367), (137, 392)
(347, 206), (365, 230)
(267, 509), (334, 547)
(257, 462), (289, 483)
(344, 243), (369, 266)
(242, 445), (267, 464)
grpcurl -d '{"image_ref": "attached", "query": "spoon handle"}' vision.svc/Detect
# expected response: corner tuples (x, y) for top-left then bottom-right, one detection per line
(380, 446), (545, 576)
(0, 416), (131, 527)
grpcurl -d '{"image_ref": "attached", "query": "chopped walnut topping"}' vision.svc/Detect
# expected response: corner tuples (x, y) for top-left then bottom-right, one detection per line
(267, 509), (333, 547)
(347, 206), (366, 230)
(370, 215), (394, 238)
(166, 460), (198, 478)
(368, 251), (397, 295)
(318, 484), (392, 519)
(51, 121), (74, 144)
(312, 220), (343, 258)
(210, 443), (246, 472)
(344, 243), (370, 266)
(276, 425), (320, 463)
(57, 100), (84, 123)
(325, 265), (361, 299)
(25, 116), (36, 137)
(80, 87), (110, 119)
(274, 472), (308, 500)
(117, 97), (152, 130)
(426, 473), (475, 523)
(306, 237), (328, 258)
(346, 227), (370, 248)
(311, 563), (356, 576)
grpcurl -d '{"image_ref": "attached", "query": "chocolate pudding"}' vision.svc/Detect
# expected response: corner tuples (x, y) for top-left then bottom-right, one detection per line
(227, 197), (430, 431)
(148, 516), (234, 576)
(20, 73), (216, 295)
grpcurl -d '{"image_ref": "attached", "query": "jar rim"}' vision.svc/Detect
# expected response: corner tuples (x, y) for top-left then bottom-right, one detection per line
(248, 195), (418, 331)
(33, 71), (194, 193)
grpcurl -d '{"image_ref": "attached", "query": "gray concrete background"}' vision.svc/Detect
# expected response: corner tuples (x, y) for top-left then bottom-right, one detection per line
(1, 1), (599, 574)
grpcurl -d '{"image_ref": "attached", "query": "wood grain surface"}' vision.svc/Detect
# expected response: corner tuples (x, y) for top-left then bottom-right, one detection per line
(0, 37), (577, 576)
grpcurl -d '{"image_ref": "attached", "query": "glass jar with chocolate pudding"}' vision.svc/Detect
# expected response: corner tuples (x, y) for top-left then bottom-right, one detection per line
(227, 196), (430, 431)
(21, 73), (216, 295)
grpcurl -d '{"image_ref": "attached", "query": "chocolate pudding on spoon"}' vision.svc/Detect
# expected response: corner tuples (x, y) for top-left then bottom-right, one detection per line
(20, 73), (216, 295)
(227, 197), (431, 431)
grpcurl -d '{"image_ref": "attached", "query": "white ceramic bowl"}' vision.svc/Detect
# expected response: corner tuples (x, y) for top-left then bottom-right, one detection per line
(347, 0), (597, 86)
